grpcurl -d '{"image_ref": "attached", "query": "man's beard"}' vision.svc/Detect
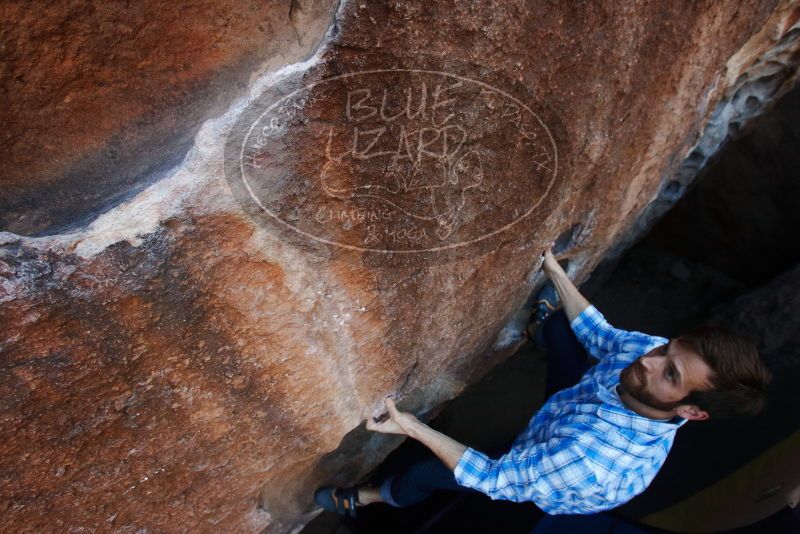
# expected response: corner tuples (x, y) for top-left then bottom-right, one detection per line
(619, 358), (683, 413)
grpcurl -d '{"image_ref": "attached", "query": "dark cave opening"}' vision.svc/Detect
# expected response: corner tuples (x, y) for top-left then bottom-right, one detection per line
(301, 85), (800, 534)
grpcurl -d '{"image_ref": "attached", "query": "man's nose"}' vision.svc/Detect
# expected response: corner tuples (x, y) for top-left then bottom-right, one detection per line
(641, 355), (660, 374)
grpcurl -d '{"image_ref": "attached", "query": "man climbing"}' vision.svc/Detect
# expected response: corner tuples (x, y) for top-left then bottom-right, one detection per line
(314, 244), (772, 517)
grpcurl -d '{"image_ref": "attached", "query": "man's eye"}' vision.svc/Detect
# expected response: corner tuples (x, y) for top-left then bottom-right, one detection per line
(660, 345), (669, 354)
(666, 366), (675, 382)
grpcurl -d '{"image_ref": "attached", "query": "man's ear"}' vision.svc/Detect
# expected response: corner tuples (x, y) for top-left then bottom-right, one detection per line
(676, 405), (710, 421)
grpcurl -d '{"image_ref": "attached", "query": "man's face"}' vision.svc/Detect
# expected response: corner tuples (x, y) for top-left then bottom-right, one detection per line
(619, 339), (714, 413)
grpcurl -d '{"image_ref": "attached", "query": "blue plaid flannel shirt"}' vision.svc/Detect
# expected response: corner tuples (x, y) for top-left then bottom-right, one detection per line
(453, 304), (687, 514)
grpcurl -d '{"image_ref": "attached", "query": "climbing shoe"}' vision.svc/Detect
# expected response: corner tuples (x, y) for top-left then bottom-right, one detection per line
(313, 485), (360, 518)
(525, 283), (559, 346)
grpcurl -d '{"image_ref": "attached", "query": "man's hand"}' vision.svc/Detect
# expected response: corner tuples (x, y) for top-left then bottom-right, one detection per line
(541, 243), (563, 280)
(366, 396), (469, 470)
(366, 397), (419, 436)
(539, 242), (591, 322)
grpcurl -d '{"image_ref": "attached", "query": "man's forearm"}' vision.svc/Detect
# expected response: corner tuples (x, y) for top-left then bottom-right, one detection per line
(548, 265), (591, 322)
(406, 419), (468, 470)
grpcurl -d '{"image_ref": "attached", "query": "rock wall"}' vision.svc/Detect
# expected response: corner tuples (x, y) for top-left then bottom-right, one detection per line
(1, 1), (799, 532)
(646, 83), (800, 286)
(0, 0), (339, 235)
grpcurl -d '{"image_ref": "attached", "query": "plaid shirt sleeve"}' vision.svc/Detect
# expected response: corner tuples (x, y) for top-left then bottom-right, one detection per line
(569, 304), (660, 362)
(453, 442), (601, 511)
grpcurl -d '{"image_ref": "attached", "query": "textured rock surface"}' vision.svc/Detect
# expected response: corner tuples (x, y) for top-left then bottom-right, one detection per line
(0, 0), (338, 235)
(2, 1), (800, 533)
(646, 83), (800, 286)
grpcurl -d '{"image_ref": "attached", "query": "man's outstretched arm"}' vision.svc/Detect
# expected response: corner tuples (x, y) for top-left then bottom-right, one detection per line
(542, 244), (661, 361)
(541, 244), (590, 322)
(367, 397), (467, 470)
(367, 397), (603, 510)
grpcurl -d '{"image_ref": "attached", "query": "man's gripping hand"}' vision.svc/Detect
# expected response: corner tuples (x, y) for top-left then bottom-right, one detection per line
(366, 396), (469, 470)
(538, 242), (591, 322)
(541, 243), (563, 280)
(366, 397), (419, 436)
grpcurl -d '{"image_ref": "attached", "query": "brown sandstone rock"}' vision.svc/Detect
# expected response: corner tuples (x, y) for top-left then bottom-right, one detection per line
(1, 1), (799, 532)
(0, 0), (338, 235)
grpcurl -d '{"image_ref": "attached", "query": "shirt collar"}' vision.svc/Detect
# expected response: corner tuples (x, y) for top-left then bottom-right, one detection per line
(595, 378), (687, 432)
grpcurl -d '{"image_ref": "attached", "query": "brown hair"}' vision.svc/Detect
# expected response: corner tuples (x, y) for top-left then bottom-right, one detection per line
(678, 326), (772, 419)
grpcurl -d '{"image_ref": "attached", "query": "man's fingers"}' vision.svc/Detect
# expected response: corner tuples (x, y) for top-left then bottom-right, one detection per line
(367, 418), (385, 431)
(367, 398), (411, 436)
(384, 396), (399, 415)
(373, 411), (390, 424)
(366, 399), (397, 433)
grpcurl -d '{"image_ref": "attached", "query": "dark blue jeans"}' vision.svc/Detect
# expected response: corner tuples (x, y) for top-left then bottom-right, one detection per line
(379, 309), (591, 507)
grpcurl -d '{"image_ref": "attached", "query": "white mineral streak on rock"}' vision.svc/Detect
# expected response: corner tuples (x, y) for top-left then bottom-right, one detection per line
(0, 0), (368, 441)
(244, 506), (273, 533)
(0, 31), (333, 260)
(75, 51), (325, 259)
(72, 166), (200, 257)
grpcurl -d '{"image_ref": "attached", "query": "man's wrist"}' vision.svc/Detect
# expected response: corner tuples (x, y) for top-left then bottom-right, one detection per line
(404, 417), (426, 439)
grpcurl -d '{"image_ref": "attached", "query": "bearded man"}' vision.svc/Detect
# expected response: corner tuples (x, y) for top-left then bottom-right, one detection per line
(314, 245), (772, 517)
